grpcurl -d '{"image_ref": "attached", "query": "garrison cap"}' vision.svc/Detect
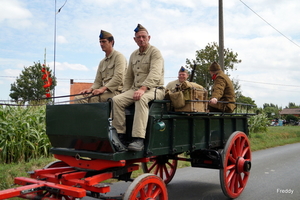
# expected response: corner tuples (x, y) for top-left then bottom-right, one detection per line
(179, 66), (189, 74)
(99, 30), (113, 39)
(209, 61), (221, 71)
(134, 24), (148, 33)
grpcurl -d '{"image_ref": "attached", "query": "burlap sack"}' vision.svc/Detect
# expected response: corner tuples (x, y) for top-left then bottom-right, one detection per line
(169, 91), (185, 108)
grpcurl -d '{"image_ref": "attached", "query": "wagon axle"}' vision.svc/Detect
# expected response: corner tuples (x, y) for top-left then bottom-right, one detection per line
(236, 157), (251, 173)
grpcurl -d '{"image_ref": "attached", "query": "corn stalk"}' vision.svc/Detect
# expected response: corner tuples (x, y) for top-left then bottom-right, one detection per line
(0, 105), (50, 164)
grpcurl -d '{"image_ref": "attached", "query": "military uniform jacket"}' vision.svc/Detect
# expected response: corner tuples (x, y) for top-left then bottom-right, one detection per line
(123, 45), (164, 91)
(166, 79), (185, 93)
(211, 70), (236, 110)
(92, 50), (127, 92)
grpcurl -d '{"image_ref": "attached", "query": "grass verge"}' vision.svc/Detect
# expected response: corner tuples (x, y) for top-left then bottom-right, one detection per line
(250, 126), (300, 151)
(0, 157), (56, 190)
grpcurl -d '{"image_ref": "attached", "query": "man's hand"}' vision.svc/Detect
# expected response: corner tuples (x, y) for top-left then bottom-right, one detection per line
(79, 88), (93, 95)
(209, 97), (218, 104)
(133, 86), (147, 101)
(92, 87), (107, 95)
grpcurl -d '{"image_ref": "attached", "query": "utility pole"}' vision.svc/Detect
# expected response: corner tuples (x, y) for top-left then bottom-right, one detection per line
(219, 0), (224, 71)
(44, 48), (46, 65)
(53, 0), (57, 102)
(53, 0), (67, 103)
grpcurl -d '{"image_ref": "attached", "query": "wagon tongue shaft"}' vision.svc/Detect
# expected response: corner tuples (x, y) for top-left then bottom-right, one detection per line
(0, 177), (86, 199)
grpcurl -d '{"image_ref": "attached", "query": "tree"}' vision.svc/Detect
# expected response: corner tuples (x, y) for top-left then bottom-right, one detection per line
(263, 106), (280, 119)
(185, 42), (256, 106)
(285, 114), (298, 124)
(263, 103), (278, 109)
(236, 95), (256, 105)
(10, 62), (56, 104)
(186, 42), (241, 89)
(287, 102), (300, 108)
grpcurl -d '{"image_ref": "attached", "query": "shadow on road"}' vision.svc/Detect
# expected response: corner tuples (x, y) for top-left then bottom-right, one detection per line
(167, 180), (231, 200)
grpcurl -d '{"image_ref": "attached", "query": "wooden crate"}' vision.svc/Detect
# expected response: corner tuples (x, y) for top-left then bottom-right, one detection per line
(175, 88), (207, 112)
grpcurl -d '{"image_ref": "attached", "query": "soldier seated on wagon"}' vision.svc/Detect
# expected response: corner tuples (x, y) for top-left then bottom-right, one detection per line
(112, 24), (165, 152)
(208, 62), (236, 113)
(165, 66), (207, 112)
(74, 30), (127, 104)
(165, 66), (190, 94)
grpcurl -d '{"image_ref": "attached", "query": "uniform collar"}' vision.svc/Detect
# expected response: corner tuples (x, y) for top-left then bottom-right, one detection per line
(138, 44), (151, 55)
(105, 49), (115, 60)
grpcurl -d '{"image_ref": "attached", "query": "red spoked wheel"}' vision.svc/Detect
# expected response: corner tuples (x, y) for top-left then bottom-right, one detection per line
(123, 173), (168, 200)
(220, 131), (252, 199)
(43, 160), (69, 169)
(141, 155), (177, 184)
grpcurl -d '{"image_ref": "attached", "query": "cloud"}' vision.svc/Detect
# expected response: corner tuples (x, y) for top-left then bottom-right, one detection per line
(4, 68), (22, 76)
(52, 62), (89, 71)
(57, 35), (68, 44)
(1, 0), (300, 108)
(0, 0), (32, 29)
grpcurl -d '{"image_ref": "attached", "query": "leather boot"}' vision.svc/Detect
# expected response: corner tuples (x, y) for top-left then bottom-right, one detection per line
(128, 138), (144, 151)
(118, 134), (126, 145)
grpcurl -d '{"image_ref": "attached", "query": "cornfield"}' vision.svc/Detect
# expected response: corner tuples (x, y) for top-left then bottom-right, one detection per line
(0, 105), (51, 164)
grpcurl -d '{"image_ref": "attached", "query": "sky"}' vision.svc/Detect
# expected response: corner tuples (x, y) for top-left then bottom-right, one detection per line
(1, 0), (300, 108)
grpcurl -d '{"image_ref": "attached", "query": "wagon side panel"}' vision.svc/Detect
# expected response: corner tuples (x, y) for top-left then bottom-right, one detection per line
(46, 102), (114, 153)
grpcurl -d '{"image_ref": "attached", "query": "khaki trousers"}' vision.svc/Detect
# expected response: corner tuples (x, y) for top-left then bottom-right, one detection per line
(208, 103), (235, 113)
(112, 88), (165, 138)
(74, 91), (120, 103)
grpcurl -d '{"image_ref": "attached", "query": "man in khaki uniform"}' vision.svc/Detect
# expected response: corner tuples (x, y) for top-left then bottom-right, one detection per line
(75, 30), (127, 103)
(166, 66), (189, 93)
(112, 24), (165, 151)
(208, 62), (236, 113)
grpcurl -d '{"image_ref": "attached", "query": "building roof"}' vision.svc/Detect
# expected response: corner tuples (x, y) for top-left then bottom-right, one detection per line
(70, 82), (93, 103)
(279, 108), (300, 115)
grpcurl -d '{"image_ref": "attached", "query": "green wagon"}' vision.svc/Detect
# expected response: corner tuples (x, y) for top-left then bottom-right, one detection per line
(0, 100), (253, 200)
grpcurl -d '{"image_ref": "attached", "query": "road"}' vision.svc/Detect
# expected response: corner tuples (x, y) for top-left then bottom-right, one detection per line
(84, 143), (300, 200)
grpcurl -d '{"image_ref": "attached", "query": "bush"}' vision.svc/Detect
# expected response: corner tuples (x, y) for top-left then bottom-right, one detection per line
(248, 114), (269, 135)
(285, 114), (299, 125)
(0, 105), (51, 164)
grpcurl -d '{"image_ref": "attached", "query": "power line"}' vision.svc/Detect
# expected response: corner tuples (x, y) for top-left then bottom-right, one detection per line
(0, 76), (94, 81)
(1, 75), (299, 88)
(0, 76), (177, 79)
(241, 84), (300, 95)
(238, 79), (300, 88)
(240, 0), (300, 49)
(0, 76), (17, 78)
